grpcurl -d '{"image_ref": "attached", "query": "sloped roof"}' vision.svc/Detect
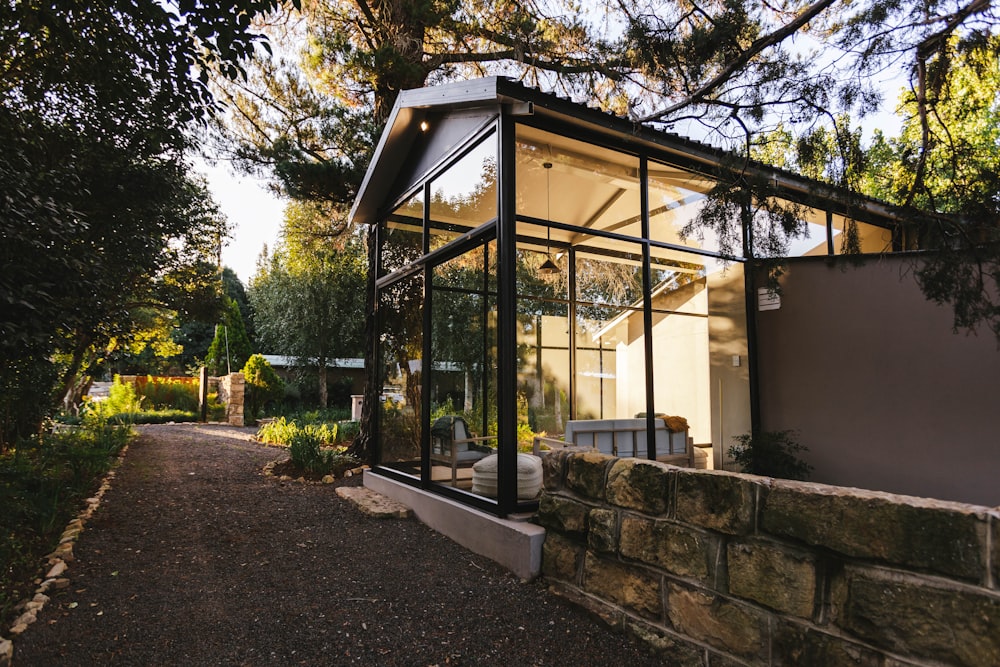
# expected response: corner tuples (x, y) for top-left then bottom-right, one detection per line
(350, 76), (901, 228)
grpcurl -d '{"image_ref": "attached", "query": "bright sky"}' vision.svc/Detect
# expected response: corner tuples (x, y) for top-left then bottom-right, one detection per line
(198, 160), (285, 285)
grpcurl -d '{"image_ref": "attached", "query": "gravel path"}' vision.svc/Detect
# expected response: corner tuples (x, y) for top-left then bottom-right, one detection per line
(13, 423), (665, 666)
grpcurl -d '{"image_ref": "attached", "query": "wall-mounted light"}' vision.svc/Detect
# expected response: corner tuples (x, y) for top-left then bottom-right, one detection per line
(419, 120), (429, 132)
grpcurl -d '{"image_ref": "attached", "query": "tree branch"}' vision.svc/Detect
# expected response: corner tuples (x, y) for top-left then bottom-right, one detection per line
(639, 0), (840, 122)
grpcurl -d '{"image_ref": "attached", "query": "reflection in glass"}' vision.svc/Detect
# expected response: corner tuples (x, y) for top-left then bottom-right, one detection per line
(515, 125), (641, 239)
(429, 136), (497, 251)
(381, 190), (424, 276)
(647, 161), (719, 253)
(429, 242), (498, 493)
(377, 275), (423, 471)
(516, 298), (570, 437)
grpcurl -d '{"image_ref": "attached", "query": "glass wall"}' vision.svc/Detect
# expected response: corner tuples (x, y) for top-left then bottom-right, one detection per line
(380, 189), (424, 276)
(374, 129), (507, 502)
(428, 240), (498, 491)
(513, 124), (749, 464)
(376, 274), (424, 475)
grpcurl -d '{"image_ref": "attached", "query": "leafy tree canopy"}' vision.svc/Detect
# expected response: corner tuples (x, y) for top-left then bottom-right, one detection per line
(0, 0), (292, 445)
(249, 201), (367, 407)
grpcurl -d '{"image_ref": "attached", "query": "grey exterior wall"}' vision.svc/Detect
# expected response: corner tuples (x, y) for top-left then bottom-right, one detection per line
(755, 254), (1000, 507)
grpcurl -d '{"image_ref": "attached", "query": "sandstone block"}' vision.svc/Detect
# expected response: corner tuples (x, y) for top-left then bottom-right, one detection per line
(727, 539), (816, 618)
(536, 494), (589, 537)
(665, 582), (766, 660)
(620, 516), (715, 582)
(542, 533), (583, 583)
(548, 581), (624, 630)
(762, 481), (987, 581)
(565, 452), (612, 500)
(587, 509), (618, 554)
(675, 470), (758, 535)
(45, 560), (67, 579)
(772, 621), (882, 667)
(624, 619), (705, 665)
(541, 449), (571, 492)
(583, 553), (662, 619)
(607, 458), (673, 515)
(992, 511), (999, 590)
(839, 566), (1000, 666)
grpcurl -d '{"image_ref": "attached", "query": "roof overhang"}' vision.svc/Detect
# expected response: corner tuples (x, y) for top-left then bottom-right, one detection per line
(349, 77), (903, 229)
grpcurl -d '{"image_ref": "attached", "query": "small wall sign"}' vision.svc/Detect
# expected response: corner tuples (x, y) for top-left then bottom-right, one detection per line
(758, 288), (781, 311)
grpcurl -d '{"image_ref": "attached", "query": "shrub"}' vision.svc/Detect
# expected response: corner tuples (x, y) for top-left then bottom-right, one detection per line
(728, 430), (813, 480)
(101, 376), (144, 418)
(242, 354), (284, 422)
(288, 426), (358, 475)
(335, 420), (360, 444)
(135, 376), (198, 412)
(257, 417), (336, 447)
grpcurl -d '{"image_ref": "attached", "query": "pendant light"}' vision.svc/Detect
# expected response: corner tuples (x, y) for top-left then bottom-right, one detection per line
(538, 161), (561, 275)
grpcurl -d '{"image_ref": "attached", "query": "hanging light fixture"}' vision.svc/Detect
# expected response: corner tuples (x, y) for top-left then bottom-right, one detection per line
(538, 161), (561, 275)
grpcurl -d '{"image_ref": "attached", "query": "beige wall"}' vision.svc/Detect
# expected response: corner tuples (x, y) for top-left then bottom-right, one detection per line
(756, 254), (1000, 506)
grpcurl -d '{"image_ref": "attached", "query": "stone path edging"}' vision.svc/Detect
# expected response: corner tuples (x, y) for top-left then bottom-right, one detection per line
(0, 443), (130, 667)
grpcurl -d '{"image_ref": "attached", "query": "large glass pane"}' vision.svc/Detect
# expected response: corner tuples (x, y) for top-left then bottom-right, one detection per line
(376, 275), (424, 473)
(647, 161), (723, 253)
(515, 230), (570, 438)
(429, 242), (498, 492)
(515, 125), (641, 240)
(832, 217), (894, 254)
(429, 135), (497, 252)
(573, 246), (646, 422)
(381, 190), (424, 276)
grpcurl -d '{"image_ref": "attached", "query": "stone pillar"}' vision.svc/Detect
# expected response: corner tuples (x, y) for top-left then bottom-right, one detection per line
(226, 372), (246, 426)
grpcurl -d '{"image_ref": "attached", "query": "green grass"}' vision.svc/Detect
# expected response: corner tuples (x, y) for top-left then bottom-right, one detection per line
(0, 414), (132, 629)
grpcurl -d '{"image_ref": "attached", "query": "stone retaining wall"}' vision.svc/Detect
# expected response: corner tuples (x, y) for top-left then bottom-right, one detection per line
(537, 450), (1000, 666)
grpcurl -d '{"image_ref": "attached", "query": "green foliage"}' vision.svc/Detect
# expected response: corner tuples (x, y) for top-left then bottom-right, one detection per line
(0, 357), (58, 451)
(206, 297), (253, 376)
(100, 378), (144, 420)
(287, 426), (360, 476)
(0, 0), (291, 444)
(135, 377), (199, 412)
(249, 218), (367, 408)
(728, 430), (812, 481)
(206, 393), (227, 422)
(256, 416), (337, 447)
(1, 414), (131, 627)
(242, 354), (285, 420)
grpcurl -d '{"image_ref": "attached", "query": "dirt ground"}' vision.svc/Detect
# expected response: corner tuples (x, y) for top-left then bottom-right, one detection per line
(11, 423), (668, 666)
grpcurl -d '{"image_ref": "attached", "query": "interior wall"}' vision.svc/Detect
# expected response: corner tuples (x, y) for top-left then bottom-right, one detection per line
(707, 265), (753, 468)
(756, 254), (1000, 507)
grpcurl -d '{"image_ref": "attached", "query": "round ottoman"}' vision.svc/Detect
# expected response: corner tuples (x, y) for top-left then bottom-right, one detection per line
(471, 453), (543, 500)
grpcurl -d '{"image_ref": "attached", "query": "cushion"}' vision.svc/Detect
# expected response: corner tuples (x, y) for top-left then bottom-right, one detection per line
(471, 453), (543, 500)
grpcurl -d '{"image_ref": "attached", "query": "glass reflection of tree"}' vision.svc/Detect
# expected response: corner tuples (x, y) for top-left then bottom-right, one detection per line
(378, 276), (423, 462)
(429, 157), (498, 247)
(430, 245), (495, 435)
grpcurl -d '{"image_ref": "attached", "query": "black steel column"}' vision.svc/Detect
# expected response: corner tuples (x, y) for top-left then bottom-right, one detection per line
(496, 115), (517, 517)
(742, 200), (762, 435)
(640, 157), (656, 458)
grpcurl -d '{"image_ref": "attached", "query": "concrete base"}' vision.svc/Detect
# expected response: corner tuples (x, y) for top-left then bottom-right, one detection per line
(363, 471), (546, 581)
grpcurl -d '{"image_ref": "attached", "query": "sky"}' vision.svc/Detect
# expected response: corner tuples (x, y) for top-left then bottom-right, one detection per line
(198, 160), (285, 286)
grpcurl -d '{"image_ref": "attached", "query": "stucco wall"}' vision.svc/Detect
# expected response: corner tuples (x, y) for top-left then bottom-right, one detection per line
(538, 450), (1000, 666)
(755, 254), (1000, 507)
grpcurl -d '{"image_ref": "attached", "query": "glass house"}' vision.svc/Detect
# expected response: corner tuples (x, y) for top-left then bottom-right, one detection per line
(349, 77), (899, 517)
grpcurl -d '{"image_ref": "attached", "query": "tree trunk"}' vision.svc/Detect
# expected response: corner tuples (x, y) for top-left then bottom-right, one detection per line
(317, 357), (329, 408)
(348, 224), (380, 463)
